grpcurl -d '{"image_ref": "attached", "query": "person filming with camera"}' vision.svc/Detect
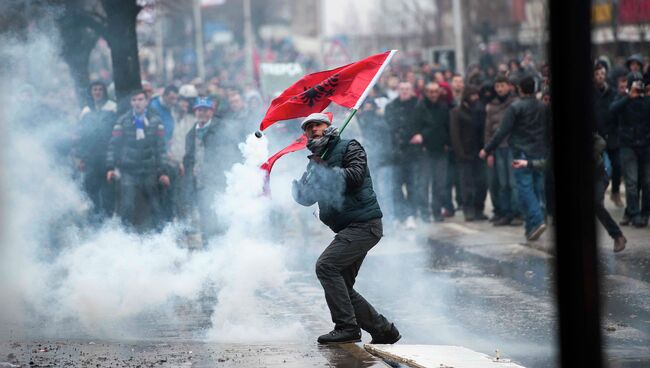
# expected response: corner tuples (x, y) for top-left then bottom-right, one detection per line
(609, 72), (650, 227)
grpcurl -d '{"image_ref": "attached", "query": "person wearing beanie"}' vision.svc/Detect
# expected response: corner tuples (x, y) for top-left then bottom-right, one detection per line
(450, 85), (488, 222)
(292, 113), (401, 345)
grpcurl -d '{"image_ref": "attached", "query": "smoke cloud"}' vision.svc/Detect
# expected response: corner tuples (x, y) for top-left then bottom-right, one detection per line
(0, 23), (311, 343)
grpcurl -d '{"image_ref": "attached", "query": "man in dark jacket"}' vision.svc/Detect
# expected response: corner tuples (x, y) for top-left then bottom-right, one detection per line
(450, 86), (488, 221)
(106, 90), (170, 231)
(183, 97), (240, 242)
(485, 75), (521, 226)
(594, 63), (624, 208)
(609, 71), (650, 227)
(292, 113), (400, 345)
(384, 82), (421, 227)
(76, 81), (117, 220)
(418, 82), (451, 221)
(480, 76), (548, 241)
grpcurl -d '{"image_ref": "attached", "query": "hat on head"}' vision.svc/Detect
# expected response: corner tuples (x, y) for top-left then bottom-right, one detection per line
(300, 112), (332, 131)
(193, 97), (214, 110)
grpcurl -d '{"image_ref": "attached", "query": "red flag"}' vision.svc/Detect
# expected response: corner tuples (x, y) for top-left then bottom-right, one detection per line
(260, 134), (308, 196)
(259, 50), (396, 131)
(260, 134), (308, 174)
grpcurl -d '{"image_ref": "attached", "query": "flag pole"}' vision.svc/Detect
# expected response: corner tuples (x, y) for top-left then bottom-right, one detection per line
(322, 49), (397, 159)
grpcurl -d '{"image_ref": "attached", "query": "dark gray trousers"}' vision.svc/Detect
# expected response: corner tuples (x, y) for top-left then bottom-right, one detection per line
(315, 218), (390, 334)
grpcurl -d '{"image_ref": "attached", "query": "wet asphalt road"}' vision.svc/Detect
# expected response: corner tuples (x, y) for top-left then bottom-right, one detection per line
(2, 205), (650, 367)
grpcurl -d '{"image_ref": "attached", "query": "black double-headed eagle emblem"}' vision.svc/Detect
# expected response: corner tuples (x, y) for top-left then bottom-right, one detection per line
(292, 74), (340, 107)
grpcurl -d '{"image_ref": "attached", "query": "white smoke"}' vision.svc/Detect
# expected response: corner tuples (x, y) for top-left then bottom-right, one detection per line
(0, 26), (311, 342)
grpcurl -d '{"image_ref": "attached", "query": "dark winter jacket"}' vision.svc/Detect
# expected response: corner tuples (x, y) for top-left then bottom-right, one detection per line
(593, 83), (617, 145)
(609, 95), (650, 148)
(450, 101), (485, 161)
(106, 110), (168, 176)
(77, 103), (117, 170)
(357, 101), (392, 167)
(292, 137), (382, 233)
(384, 97), (420, 162)
(416, 98), (451, 154)
(485, 93), (518, 148)
(484, 96), (549, 158)
(183, 119), (243, 192)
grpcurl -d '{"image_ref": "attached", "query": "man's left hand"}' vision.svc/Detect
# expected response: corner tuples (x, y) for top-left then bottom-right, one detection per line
(159, 175), (171, 187)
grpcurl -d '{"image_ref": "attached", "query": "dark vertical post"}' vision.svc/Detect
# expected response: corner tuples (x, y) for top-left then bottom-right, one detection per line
(102, 0), (143, 111)
(549, 0), (603, 367)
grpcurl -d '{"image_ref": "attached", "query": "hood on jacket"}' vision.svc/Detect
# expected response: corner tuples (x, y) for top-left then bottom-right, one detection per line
(87, 80), (108, 109)
(626, 54), (644, 70)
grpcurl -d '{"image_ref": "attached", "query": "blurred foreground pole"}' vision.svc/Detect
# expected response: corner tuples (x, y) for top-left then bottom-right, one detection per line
(452, 0), (465, 74)
(549, 0), (603, 367)
(102, 0), (143, 111)
(193, 0), (206, 80)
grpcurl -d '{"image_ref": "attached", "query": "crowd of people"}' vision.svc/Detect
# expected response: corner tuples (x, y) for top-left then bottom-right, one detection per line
(75, 78), (261, 244)
(74, 46), (650, 252)
(354, 52), (650, 253)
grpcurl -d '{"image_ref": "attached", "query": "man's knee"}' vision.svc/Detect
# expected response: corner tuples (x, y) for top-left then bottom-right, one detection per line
(315, 258), (338, 280)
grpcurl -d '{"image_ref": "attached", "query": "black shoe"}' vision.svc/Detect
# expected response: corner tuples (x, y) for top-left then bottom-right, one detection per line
(620, 216), (631, 226)
(489, 215), (501, 223)
(317, 328), (361, 344)
(493, 217), (511, 226)
(370, 323), (401, 344)
(632, 216), (648, 228)
(509, 217), (524, 226)
(433, 216), (444, 223)
(474, 213), (489, 221)
(526, 223), (547, 241)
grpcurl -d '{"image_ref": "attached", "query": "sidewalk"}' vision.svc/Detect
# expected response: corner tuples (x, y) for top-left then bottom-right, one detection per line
(420, 194), (650, 365)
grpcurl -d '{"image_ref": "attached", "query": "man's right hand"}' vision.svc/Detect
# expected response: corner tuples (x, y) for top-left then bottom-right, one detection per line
(512, 159), (529, 169)
(410, 134), (423, 144)
(487, 155), (494, 168)
(106, 170), (116, 183)
(479, 149), (488, 160)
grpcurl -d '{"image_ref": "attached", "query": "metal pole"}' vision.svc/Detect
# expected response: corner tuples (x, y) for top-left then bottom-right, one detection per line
(155, 11), (164, 83)
(243, 0), (255, 83)
(193, 0), (206, 80)
(452, 0), (465, 74)
(317, 0), (325, 68)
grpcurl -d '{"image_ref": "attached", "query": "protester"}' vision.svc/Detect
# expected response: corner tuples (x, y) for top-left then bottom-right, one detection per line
(485, 75), (521, 226)
(76, 81), (117, 220)
(417, 82), (452, 222)
(384, 82), (421, 228)
(106, 90), (170, 231)
(291, 113), (400, 345)
(450, 85), (488, 221)
(609, 71), (650, 228)
(481, 76), (549, 241)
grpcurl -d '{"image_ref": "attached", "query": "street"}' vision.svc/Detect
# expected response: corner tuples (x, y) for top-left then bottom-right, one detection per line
(2, 198), (648, 368)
